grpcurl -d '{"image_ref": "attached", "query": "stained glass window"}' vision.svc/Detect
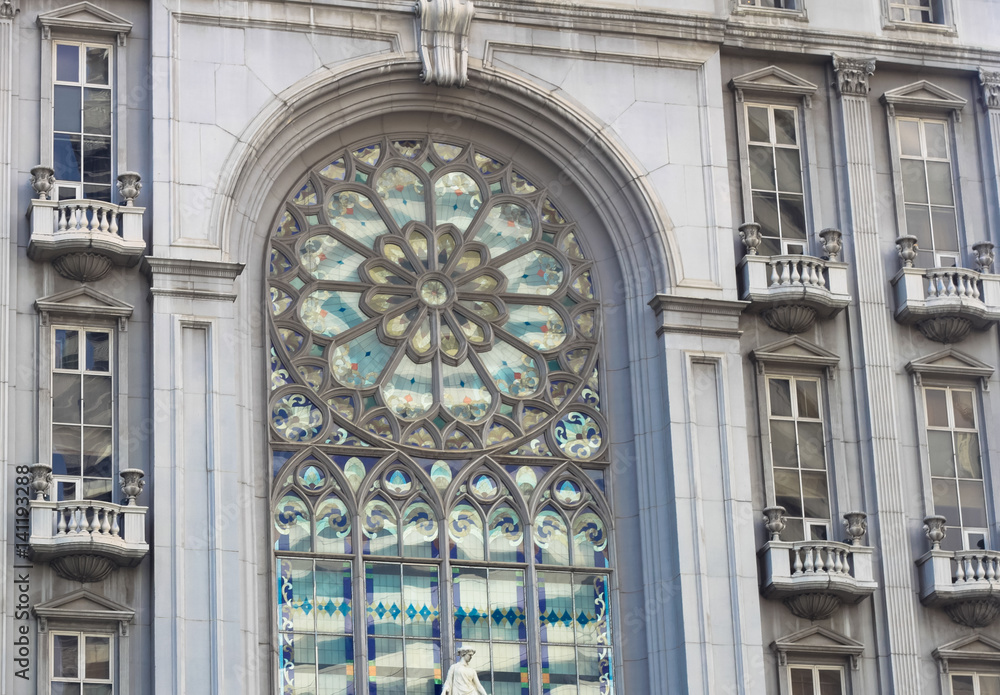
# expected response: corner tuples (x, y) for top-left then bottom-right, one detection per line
(270, 138), (613, 694)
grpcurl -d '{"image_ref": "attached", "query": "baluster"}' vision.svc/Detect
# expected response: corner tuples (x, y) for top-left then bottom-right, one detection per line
(790, 260), (801, 285)
(926, 273), (938, 298)
(57, 207), (68, 232)
(100, 508), (111, 534)
(833, 548), (843, 574)
(965, 556), (975, 582)
(802, 262), (813, 286)
(946, 273), (957, 297)
(793, 547), (803, 575)
(842, 549), (851, 576)
(110, 510), (120, 538)
(810, 262), (820, 287)
(955, 555), (966, 581)
(972, 277), (982, 300)
(70, 507), (81, 533)
(89, 205), (100, 233)
(109, 211), (119, 236)
(57, 507), (67, 535)
(987, 556), (996, 581)
(89, 507), (100, 534)
(71, 205), (82, 231)
(804, 546), (815, 573)
(100, 208), (110, 233)
(779, 261), (791, 286)
(976, 556), (987, 581)
(770, 262), (780, 288)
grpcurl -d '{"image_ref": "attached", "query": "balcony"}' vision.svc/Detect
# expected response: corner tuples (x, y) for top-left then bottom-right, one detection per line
(736, 224), (851, 333)
(891, 238), (999, 342)
(758, 509), (877, 620)
(917, 516), (1000, 627)
(28, 466), (148, 583)
(27, 167), (146, 282)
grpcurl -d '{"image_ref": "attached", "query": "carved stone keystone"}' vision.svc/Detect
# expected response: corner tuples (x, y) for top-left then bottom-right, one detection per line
(415, 0), (474, 88)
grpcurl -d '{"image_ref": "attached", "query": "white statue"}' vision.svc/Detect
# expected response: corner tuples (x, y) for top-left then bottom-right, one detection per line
(442, 648), (488, 695)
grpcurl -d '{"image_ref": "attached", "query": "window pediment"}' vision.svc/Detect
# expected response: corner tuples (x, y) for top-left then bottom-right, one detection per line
(730, 66), (818, 107)
(34, 590), (134, 635)
(881, 80), (967, 119)
(35, 286), (133, 328)
(933, 634), (1000, 674)
(772, 626), (864, 670)
(750, 336), (839, 376)
(36, 1), (132, 41)
(906, 347), (994, 387)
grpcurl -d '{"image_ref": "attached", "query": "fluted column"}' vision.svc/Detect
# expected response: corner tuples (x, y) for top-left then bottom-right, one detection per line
(833, 55), (922, 693)
(979, 69), (1000, 240)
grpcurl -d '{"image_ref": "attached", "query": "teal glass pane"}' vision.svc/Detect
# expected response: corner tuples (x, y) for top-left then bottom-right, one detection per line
(315, 560), (353, 634)
(488, 505), (524, 563)
(316, 495), (352, 555)
(366, 563), (403, 636)
(277, 558), (316, 632)
(448, 502), (486, 561)
(300, 234), (366, 282)
(330, 331), (396, 388)
(474, 203), (532, 258)
(574, 574), (610, 646)
(376, 167), (427, 229)
(280, 632), (316, 695)
(381, 356), (434, 419)
(578, 646), (613, 695)
(503, 304), (567, 352)
(368, 637), (404, 693)
(328, 191), (389, 247)
(541, 644), (576, 695)
(405, 639), (442, 695)
(477, 339), (541, 398)
(298, 464), (327, 491)
(403, 564), (441, 639)
(362, 498), (398, 556)
(572, 511), (608, 568)
(317, 635), (355, 695)
(402, 499), (439, 558)
(538, 571), (575, 643)
(300, 290), (367, 337)
(492, 641), (530, 695)
(499, 251), (563, 296)
(434, 172), (482, 233)
(275, 493), (312, 552)
(453, 567), (490, 640)
(441, 361), (492, 423)
(490, 569), (527, 642)
(535, 509), (570, 566)
(554, 411), (602, 460)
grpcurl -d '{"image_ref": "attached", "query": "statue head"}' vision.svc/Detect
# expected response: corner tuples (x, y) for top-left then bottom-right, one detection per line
(457, 648), (476, 664)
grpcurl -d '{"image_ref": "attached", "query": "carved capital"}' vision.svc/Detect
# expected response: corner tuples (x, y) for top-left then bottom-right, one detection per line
(0, 0), (14, 19)
(979, 68), (1000, 110)
(833, 55), (876, 96)
(415, 0), (475, 88)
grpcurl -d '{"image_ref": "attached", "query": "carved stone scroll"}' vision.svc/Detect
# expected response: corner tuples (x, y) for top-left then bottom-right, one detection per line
(415, 0), (475, 88)
(832, 55), (876, 96)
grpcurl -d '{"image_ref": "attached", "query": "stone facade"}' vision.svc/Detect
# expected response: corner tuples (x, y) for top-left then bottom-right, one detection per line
(2, 0), (1000, 693)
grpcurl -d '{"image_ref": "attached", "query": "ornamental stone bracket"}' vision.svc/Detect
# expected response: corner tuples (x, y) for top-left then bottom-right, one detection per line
(832, 55), (875, 96)
(736, 223), (851, 333)
(890, 240), (999, 343)
(979, 68), (1000, 110)
(414, 0), (474, 88)
(27, 167), (146, 282)
(917, 517), (1000, 628)
(758, 509), (877, 621)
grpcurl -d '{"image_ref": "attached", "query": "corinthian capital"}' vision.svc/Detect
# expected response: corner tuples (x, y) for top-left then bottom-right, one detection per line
(979, 68), (1000, 110)
(833, 55), (876, 96)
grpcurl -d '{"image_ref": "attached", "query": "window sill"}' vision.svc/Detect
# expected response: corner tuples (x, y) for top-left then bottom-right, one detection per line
(731, 6), (809, 22)
(882, 19), (958, 37)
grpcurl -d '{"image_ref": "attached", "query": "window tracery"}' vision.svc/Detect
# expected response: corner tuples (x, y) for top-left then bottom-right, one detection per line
(270, 136), (613, 695)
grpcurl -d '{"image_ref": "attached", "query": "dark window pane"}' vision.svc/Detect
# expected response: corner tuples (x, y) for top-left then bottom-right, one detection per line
(926, 161), (954, 206)
(808, 524), (828, 541)
(955, 432), (982, 479)
(779, 194), (806, 239)
(774, 468), (802, 517)
(86, 332), (110, 371)
(959, 479), (987, 528)
(759, 235), (780, 256)
(51, 684), (82, 695)
(748, 145), (776, 191)
(790, 667), (815, 695)
(769, 378), (792, 416)
(83, 184), (112, 202)
(83, 375), (112, 426)
(928, 430), (955, 477)
(775, 148), (802, 192)
(53, 373), (82, 424)
(801, 470), (830, 519)
(901, 159), (928, 204)
(83, 686), (113, 695)
(82, 426), (113, 477)
(53, 633), (79, 677)
(797, 422), (825, 469)
(55, 329), (79, 369)
(54, 133), (82, 182)
(771, 420), (798, 468)
(82, 136), (112, 184)
(747, 106), (770, 143)
(890, 6), (905, 20)
(925, 388), (949, 427)
(56, 481), (76, 501)
(82, 477), (113, 502)
(931, 207), (958, 252)
(969, 533), (987, 551)
(54, 85), (82, 133)
(52, 425), (82, 476)
(924, 121), (948, 158)
(932, 478), (959, 525)
(981, 676), (1000, 695)
(898, 119), (921, 156)
(85, 46), (110, 85)
(796, 380), (820, 418)
(952, 390), (976, 429)
(58, 185), (80, 200)
(905, 204), (932, 250)
(782, 518), (803, 541)
(773, 109), (797, 145)
(950, 675), (975, 695)
(818, 669), (843, 695)
(752, 191), (780, 237)
(56, 44), (80, 83)
(83, 88), (112, 135)
(84, 635), (111, 679)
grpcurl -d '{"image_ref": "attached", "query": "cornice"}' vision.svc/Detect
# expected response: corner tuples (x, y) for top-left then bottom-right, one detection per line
(142, 256), (245, 280)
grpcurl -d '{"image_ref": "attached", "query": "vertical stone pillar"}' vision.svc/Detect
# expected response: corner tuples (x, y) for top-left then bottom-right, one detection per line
(978, 69), (1000, 236)
(833, 55), (922, 693)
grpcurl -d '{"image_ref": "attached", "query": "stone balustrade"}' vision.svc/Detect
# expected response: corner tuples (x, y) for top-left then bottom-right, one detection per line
(917, 547), (1000, 628)
(29, 498), (148, 583)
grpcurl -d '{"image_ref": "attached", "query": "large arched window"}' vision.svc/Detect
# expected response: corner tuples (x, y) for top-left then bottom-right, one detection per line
(269, 137), (613, 695)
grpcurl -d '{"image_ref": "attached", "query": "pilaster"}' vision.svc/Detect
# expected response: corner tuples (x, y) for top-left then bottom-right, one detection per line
(833, 55), (922, 693)
(979, 69), (1000, 244)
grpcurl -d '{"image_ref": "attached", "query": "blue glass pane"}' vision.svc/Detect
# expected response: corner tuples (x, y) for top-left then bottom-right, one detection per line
(493, 641), (530, 695)
(477, 340), (541, 398)
(376, 167), (426, 229)
(534, 510), (569, 566)
(328, 191), (389, 248)
(453, 567), (490, 641)
(275, 493), (311, 552)
(381, 356), (434, 419)
(367, 637), (404, 694)
(405, 640), (442, 695)
(499, 251), (564, 296)
(448, 502), (485, 561)
(318, 635), (355, 695)
(441, 361), (492, 423)
(366, 563), (403, 636)
(503, 304), (568, 352)
(362, 498), (398, 556)
(572, 511), (608, 569)
(56, 43), (80, 82)
(403, 564), (440, 639)
(489, 506), (524, 563)
(300, 290), (367, 337)
(300, 234), (366, 282)
(574, 574), (611, 646)
(473, 203), (532, 258)
(330, 331), (396, 388)
(54, 133), (82, 182)
(540, 644), (576, 695)
(316, 495), (352, 555)
(434, 172), (482, 233)
(277, 557), (315, 632)
(402, 500), (439, 559)
(315, 560), (353, 634)
(537, 572), (574, 644)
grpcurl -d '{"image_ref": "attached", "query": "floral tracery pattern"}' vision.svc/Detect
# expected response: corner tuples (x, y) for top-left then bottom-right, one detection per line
(268, 137), (607, 459)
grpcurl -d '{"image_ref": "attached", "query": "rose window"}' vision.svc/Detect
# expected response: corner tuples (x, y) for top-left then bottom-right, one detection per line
(268, 137), (606, 459)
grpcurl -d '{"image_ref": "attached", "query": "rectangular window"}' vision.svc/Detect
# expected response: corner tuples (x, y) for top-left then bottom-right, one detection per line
(889, 0), (934, 23)
(537, 571), (611, 695)
(925, 387), (987, 551)
(52, 327), (114, 502)
(951, 672), (1000, 695)
(53, 41), (113, 202)
(744, 104), (807, 255)
(767, 376), (830, 542)
(740, 0), (796, 7)
(788, 665), (845, 695)
(897, 117), (959, 267)
(51, 631), (114, 695)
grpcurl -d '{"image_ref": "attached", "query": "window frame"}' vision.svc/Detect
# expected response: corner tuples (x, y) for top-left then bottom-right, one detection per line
(948, 671), (1000, 695)
(731, 0), (808, 21)
(49, 630), (115, 694)
(786, 663), (846, 695)
(881, 0), (956, 32)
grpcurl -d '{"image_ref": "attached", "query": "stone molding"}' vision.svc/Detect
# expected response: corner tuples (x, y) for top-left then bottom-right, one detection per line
(881, 80), (967, 119)
(34, 286), (134, 330)
(143, 257), (245, 303)
(749, 335), (839, 378)
(772, 626), (865, 671)
(980, 68), (1000, 110)
(833, 55), (876, 96)
(933, 634), (1000, 674)
(649, 294), (747, 338)
(34, 590), (135, 636)
(415, 0), (475, 87)
(905, 347), (994, 389)
(729, 65), (818, 107)
(36, 1), (132, 43)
